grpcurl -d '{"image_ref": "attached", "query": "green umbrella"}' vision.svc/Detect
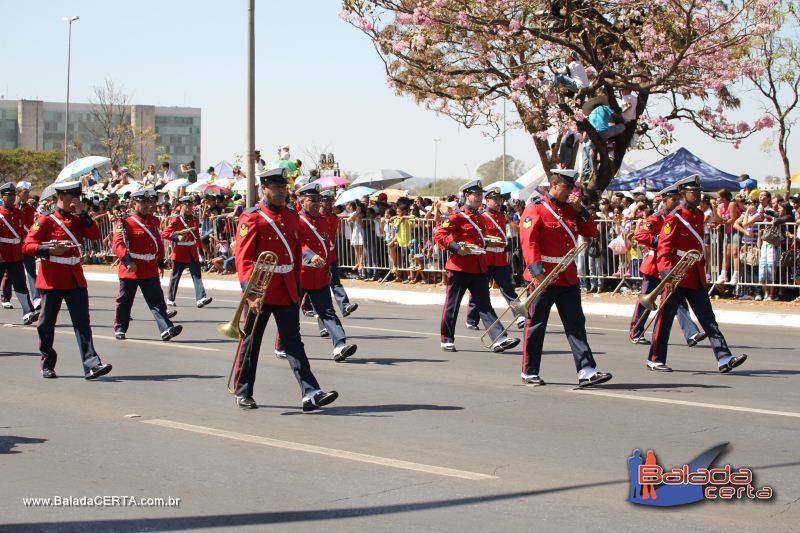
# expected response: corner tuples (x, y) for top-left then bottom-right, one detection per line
(266, 160), (298, 172)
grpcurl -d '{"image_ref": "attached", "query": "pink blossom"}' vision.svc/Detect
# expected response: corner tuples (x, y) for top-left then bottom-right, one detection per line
(510, 75), (527, 90)
(358, 17), (373, 32)
(574, 109), (586, 122)
(508, 19), (521, 32)
(754, 115), (775, 130)
(397, 13), (413, 24)
(736, 121), (750, 133)
(458, 11), (468, 26)
(534, 131), (550, 141)
(392, 40), (410, 53)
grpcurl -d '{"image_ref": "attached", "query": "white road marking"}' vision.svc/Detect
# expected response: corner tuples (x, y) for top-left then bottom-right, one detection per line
(11, 326), (220, 352)
(142, 418), (497, 480)
(568, 389), (800, 419)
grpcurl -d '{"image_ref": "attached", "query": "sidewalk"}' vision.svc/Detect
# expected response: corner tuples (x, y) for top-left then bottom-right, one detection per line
(82, 265), (800, 328)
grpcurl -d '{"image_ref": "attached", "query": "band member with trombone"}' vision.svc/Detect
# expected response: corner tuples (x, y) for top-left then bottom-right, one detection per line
(646, 175), (747, 373)
(465, 187), (526, 331)
(519, 169), (612, 387)
(276, 183), (357, 361)
(22, 181), (112, 380)
(112, 189), (182, 342)
(434, 179), (520, 353)
(231, 168), (338, 411)
(630, 183), (705, 346)
(0, 182), (38, 325)
(162, 195), (213, 308)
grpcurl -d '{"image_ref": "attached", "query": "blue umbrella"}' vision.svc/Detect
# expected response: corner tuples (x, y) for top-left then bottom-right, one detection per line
(55, 156), (111, 183)
(335, 186), (376, 206)
(483, 180), (524, 195)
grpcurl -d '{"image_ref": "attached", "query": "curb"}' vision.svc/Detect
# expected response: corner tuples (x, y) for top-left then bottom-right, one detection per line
(84, 272), (800, 329)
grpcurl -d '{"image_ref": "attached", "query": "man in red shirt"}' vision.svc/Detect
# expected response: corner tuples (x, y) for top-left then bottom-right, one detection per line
(519, 170), (612, 388)
(22, 181), (112, 380)
(112, 189), (182, 341)
(231, 169), (338, 411)
(0, 183), (38, 325)
(646, 175), (747, 373)
(162, 196), (212, 308)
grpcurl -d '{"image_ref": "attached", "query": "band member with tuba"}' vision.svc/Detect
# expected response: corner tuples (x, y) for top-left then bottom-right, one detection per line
(162, 195), (213, 308)
(276, 183), (357, 361)
(112, 188), (182, 342)
(465, 186), (526, 331)
(519, 169), (612, 387)
(630, 183), (705, 346)
(434, 179), (520, 353)
(232, 168), (338, 411)
(0, 182), (38, 325)
(22, 181), (112, 380)
(646, 174), (747, 372)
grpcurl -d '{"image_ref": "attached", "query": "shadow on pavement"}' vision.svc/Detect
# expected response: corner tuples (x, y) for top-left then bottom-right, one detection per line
(282, 403), (464, 417)
(60, 374), (222, 382)
(0, 435), (47, 454)
(672, 368), (800, 377)
(595, 382), (730, 391)
(338, 358), (449, 365)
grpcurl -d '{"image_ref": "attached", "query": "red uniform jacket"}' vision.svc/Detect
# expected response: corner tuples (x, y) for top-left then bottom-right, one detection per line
(433, 207), (489, 274)
(481, 209), (508, 267)
(0, 205), (26, 262)
(19, 203), (37, 231)
(656, 203), (707, 289)
(323, 212), (339, 262)
(298, 210), (333, 290)
(633, 209), (669, 278)
(162, 213), (200, 263)
(113, 212), (165, 279)
(520, 195), (596, 287)
(23, 208), (100, 290)
(235, 202), (302, 305)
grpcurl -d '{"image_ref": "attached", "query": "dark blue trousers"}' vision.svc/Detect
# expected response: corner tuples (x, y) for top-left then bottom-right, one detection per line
(114, 277), (173, 335)
(522, 284), (597, 376)
(630, 274), (700, 340)
(168, 261), (207, 302)
(304, 262), (350, 314)
(38, 287), (101, 374)
(466, 265), (519, 326)
(0, 261), (33, 315)
(23, 254), (40, 303)
(280, 285), (346, 352)
(441, 270), (503, 344)
(648, 285), (732, 365)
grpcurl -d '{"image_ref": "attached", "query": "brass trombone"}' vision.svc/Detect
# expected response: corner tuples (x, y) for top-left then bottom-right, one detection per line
(629, 250), (703, 340)
(480, 242), (587, 347)
(220, 251), (278, 393)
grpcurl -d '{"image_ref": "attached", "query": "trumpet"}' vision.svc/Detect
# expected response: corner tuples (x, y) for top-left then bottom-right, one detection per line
(458, 242), (486, 255)
(220, 251), (278, 394)
(43, 240), (81, 249)
(484, 235), (506, 245)
(481, 242), (587, 348)
(630, 250), (703, 340)
(172, 228), (195, 236)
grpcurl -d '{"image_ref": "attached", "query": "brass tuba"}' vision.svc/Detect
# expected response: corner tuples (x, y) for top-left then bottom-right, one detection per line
(220, 251), (278, 393)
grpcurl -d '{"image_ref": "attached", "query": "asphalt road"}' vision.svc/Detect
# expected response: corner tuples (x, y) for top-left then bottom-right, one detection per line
(1, 278), (798, 532)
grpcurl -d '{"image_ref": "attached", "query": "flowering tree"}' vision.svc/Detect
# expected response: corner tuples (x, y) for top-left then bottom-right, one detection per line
(340, 0), (780, 199)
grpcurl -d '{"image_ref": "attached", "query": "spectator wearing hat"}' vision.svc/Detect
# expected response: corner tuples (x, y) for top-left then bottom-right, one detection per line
(22, 181), (112, 380)
(112, 189), (182, 342)
(162, 195), (212, 308)
(434, 179), (520, 353)
(0, 183), (38, 325)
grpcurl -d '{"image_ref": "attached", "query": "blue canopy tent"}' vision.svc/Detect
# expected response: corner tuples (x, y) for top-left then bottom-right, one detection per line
(607, 148), (740, 191)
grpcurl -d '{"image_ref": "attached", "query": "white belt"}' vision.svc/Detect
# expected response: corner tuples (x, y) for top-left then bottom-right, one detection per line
(175, 241), (197, 246)
(644, 250), (654, 257)
(486, 246), (505, 253)
(47, 256), (81, 265)
(272, 264), (293, 274)
(541, 255), (565, 263)
(676, 249), (700, 257)
(0, 237), (21, 244)
(130, 253), (156, 261)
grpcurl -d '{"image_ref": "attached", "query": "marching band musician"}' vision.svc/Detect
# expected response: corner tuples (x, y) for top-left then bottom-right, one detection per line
(0, 182), (38, 325)
(232, 168), (338, 411)
(22, 181), (112, 380)
(16, 181), (41, 308)
(646, 175), (748, 373)
(629, 183), (705, 346)
(320, 189), (358, 317)
(276, 183), (357, 362)
(519, 169), (612, 387)
(434, 179), (520, 353)
(162, 195), (213, 309)
(465, 187), (526, 331)
(112, 189), (182, 342)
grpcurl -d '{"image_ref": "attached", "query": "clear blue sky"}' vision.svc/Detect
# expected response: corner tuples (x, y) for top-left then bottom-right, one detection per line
(2, 0), (796, 183)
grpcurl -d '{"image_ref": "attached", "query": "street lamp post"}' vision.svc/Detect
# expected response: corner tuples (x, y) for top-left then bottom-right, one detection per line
(433, 138), (441, 198)
(502, 98), (506, 181)
(245, 0), (256, 207)
(62, 15), (79, 166)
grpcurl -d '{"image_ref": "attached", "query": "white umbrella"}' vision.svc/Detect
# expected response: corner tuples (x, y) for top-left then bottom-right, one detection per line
(56, 156), (111, 183)
(116, 182), (144, 195)
(185, 174), (210, 193)
(351, 169), (413, 189)
(163, 178), (191, 192)
(214, 161), (234, 180)
(232, 178), (248, 193)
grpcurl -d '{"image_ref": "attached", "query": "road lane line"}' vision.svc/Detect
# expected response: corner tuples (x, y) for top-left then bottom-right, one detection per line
(9, 325), (220, 352)
(568, 389), (800, 419)
(142, 418), (497, 480)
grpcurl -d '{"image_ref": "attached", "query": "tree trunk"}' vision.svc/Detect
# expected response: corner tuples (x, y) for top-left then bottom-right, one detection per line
(779, 125), (791, 199)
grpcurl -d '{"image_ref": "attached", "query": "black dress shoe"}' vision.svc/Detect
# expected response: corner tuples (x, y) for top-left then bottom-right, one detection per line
(342, 303), (358, 317)
(334, 344), (357, 362)
(166, 310), (178, 319)
(303, 390), (339, 412)
(115, 331), (126, 340)
(42, 368), (57, 379)
(687, 332), (708, 347)
(236, 396), (258, 409)
(492, 337), (520, 353)
(719, 354), (748, 373)
(23, 311), (39, 325)
(85, 363), (112, 380)
(578, 371), (613, 388)
(465, 323), (480, 331)
(161, 325), (183, 342)
(521, 375), (545, 386)
(319, 328), (330, 338)
(647, 363), (673, 372)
